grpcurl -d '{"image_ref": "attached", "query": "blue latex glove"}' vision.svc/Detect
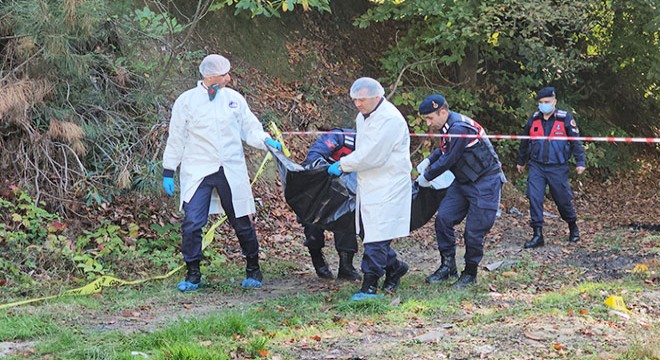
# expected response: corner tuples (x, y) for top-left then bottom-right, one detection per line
(416, 175), (431, 188)
(163, 177), (175, 196)
(265, 137), (282, 151)
(328, 162), (343, 176)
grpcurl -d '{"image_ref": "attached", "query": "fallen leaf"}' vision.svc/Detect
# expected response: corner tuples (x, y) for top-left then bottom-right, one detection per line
(579, 309), (589, 315)
(389, 297), (401, 306)
(553, 342), (566, 351)
(310, 335), (321, 341)
(567, 309), (575, 316)
(258, 349), (270, 357)
(199, 340), (213, 347)
(524, 331), (546, 341)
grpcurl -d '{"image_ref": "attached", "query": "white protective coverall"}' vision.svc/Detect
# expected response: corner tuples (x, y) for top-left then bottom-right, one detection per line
(163, 81), (269, 217)
(339, 99), (412, 243)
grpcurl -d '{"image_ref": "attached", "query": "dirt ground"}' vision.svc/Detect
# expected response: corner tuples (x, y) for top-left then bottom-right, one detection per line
(2, 166), (658, 359)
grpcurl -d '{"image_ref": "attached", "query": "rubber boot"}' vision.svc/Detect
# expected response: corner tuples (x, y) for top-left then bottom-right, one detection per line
(351, 273), (383, 301)
(425, 254), (458, 284)
(337, 251), (361, 281)
(568, 222), (580, 243)
(382, 260), (409, 293)
(177, 260), (202, 292)
(242, 256), (263, 289)
(452, 262), (477, 288)
(524, 227), (544, 249)
(309, 249), (333, 279)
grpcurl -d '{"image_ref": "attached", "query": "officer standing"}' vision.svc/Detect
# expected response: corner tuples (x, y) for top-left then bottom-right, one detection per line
(300, 128), (361, 281)
(416, 94), (505, 287)
(162, 54), (282, 291)
(517, 87), (585, 248)
(327, 77), (412, 301)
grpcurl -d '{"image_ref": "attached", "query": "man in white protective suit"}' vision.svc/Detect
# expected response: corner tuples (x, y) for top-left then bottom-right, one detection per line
(162, 54), (282, 292)
(327, 77), (412, 301)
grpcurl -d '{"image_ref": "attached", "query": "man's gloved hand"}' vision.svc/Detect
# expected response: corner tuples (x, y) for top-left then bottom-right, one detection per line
(416, 158), (430, 174)
(416, 175), (431, 188)
(328, 162), (343, 176)
(163, 177), (175, 196)
(265, 137), (282, 151)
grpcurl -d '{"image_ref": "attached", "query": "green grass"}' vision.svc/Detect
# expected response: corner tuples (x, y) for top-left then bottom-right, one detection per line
(0, 312), (59, 341)
(0, 255), (657, 359)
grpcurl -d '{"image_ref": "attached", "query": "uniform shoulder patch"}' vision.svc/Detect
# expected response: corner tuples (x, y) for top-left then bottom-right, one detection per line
(570, 119), (577, 127)
(556, 110), (567, 118)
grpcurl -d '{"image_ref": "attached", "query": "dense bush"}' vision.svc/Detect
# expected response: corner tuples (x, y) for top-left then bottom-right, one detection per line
(0, 187), (186, 299)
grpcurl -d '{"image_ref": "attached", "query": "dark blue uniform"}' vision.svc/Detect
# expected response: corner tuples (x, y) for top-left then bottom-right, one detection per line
(424, 111), (505, 273)
(301, 129), (359, 279)
(517, 109), (585, 228)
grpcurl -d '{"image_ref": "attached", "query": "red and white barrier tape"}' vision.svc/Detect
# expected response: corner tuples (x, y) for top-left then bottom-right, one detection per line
(280, 131), (660, 143)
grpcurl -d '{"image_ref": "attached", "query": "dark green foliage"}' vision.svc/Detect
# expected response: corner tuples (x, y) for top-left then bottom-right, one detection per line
(0, 0), (198, 206)
(212, 0), (331, 17)
(357, 0), (659, 170)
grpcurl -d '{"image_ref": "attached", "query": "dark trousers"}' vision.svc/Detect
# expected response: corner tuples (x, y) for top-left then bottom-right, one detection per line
(527, 162), (577, 227)
(181, 168), (259, 263)
(435, 172), (501, 268)
(361, 240), (398, 278)
(303, 224), (358, 254)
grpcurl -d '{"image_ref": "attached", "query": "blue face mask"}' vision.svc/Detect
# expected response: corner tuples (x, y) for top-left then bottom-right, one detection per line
(538, 102), (554, 114)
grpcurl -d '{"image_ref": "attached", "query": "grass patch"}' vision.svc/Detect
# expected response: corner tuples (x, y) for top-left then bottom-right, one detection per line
(1, 255), (656, 359)
(0, 312), (60, 341)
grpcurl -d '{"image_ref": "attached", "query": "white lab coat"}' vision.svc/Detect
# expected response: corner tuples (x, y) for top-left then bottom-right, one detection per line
(340, 99), (412, 243)
(163, 82), (269, 217)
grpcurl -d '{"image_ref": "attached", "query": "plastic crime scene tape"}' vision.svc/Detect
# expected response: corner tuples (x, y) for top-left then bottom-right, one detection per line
(281, 131), (660, 143)
(0, 123), (288, 311)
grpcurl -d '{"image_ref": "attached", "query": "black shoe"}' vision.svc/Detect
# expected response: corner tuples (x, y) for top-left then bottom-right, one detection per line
(568, 222), (580, 243)
(382, 261), (409, 292)
(524, 227), (544, 249)
(310, 249), (333, 279)
(185, 260), (202, 284)
(337, 251), (361, 281)
(359, 273), (380, 295)
(452, 271), (477, 288)
(425, 254), (458, 284)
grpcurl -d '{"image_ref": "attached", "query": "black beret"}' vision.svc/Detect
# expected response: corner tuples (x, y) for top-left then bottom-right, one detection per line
(418, 94), (447, 115)
(535, 87), (556, 100)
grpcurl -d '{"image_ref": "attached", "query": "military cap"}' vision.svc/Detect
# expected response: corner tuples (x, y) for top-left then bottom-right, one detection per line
(535, 87), (556, 100)
(418, 94), (447, 115)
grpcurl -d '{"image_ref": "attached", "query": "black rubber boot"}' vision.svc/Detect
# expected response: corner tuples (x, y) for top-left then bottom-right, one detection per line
(351, 273), (383, 301)
(524, 227), (544, 248)
(382, 260), (409, 293)
(185, 260), (201, 284)
(177, 260), (203, 292)
(425, 254), (458, 284)
(337, 251), (361, 281)
(568, 222), (580, 243)
(242, 255), (263, 289)
(309, 249), (333, 279)
(452, 263), (477, 288)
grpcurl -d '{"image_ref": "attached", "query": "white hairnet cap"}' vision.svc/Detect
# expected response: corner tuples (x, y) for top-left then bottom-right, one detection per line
(350, 77), (385, 99)
(199, 54), (231, 77)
